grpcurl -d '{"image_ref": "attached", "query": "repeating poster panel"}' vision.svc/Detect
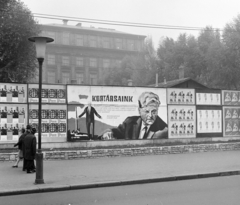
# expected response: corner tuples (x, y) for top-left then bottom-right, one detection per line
(168, 105), (196, 138)
(167, 88), (195, 105)
(197, 109), (222, 133)
(67, 85), (167, 140)
(29, 104), (67, 142)
(0, 104), (28, 141)
(28, 84), (66, 103)
(0, 83), (27, 103)
(222, 90), (240, 105)
(223, 107), (240, 137)
(196, 93), (221, 105)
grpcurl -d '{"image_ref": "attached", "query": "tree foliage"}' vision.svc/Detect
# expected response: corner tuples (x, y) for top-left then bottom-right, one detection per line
(0, 0), (40, 83)
(157, 20), (240, 89)
(101, 36), (158, 86)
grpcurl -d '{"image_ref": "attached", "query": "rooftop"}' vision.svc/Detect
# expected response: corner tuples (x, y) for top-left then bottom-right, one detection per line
(41, 22), (146, 38)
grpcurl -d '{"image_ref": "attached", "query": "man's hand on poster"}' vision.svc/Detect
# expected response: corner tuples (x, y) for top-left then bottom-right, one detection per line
(152, 127), (168, 139)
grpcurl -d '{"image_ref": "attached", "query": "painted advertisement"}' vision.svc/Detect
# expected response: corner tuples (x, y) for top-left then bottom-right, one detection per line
(222, 90), (240, 106)
(167, 88), (195, 105)
(67, 85), (168, 140)
(168, 105), (196, 138)
(28, 84), (66, 103)
(29, 104), (67, 142)
(0, 83), (27, 103)
(223, 107), (240, 137)
(197, 110), (222, 133)
(0, 104), (28, 141)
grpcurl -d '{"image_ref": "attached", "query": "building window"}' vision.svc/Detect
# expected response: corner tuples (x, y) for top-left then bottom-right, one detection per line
(116, 38), (122, 49)
(90, 74), (97, 85)
(62, 73), (70, 84)
(89, 35), (97, 47)
(47, 55), (55, 65)
(103, 59), (110, 69)
(47, 71), (55, 83)
(127, 39), (134, 50)
(76, 73), (84, 84)
(63, 32), (69, 45)
(103, 37), (110, 48)
(76, 57), (83, 67)
(62, 56), (69, 66)
(76, 34), (84, 46)
(90, 58), (97, 68)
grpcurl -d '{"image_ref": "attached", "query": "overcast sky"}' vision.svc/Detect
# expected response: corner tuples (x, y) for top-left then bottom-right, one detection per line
(21, 0), (240, 47)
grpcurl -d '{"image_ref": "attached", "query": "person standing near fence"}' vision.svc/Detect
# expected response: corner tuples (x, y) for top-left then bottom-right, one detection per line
(12, 128), (26, 168)
(23, 125), (36, 173)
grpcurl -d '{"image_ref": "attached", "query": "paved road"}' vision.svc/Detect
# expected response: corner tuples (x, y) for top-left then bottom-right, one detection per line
(1, 175), (240, 205)
(0, 151), (240, 196)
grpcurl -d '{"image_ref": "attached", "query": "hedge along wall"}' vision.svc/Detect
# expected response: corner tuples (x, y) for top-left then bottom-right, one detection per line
(0, 83), (240, 144)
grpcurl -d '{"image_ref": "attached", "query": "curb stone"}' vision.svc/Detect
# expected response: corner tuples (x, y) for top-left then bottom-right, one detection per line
(0, 170), (239, 197)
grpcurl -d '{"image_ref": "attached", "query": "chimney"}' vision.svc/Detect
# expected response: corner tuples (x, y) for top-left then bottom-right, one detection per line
(63, 19), (68, 25)
(76, 23), (82, 27)
(179, 64), (185, 79)
(127, 79), (133, 86)
(164, 77), (167, 84)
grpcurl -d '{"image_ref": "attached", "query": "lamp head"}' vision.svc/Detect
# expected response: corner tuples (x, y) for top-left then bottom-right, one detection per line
(28, 36), (54, 59)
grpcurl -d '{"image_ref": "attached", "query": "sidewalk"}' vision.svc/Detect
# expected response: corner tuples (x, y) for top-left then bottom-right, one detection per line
(0, 150), (240, 196)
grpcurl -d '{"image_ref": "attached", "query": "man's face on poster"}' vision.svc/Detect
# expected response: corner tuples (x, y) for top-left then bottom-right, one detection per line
(139, 104), (158, 125)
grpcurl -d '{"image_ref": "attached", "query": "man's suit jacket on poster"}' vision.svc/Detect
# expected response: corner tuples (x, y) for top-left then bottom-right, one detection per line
(79, 107), (101, 123)
(111, 116), (167, 139)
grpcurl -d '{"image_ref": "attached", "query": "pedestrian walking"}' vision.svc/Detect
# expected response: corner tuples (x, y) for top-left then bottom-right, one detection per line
(12, 128), (27, 168)
(24, 125), (36, 174)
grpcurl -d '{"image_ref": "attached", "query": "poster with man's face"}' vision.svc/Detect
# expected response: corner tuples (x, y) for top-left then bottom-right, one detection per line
(67, 85), (167, 137)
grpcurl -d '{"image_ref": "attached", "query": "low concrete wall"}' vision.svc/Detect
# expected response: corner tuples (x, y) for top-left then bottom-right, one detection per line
(1, 137), (240, 150)
(1, 142), (240, 162)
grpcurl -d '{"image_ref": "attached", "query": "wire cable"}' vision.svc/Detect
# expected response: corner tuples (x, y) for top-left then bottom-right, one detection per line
(33, 13), (222, 31)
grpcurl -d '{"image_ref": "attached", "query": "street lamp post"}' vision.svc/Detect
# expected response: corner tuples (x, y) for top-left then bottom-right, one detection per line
(28, 36), (54, 184)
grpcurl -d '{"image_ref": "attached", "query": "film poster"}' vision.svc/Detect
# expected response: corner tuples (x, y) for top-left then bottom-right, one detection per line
(168, 105), (196, 138)
(167, 88), (195, 105)
(222, 90), (240, 106)
(197, 110), (222, 133)
(28, 84), (66, 103)
(0, 83), (27, 103)
(196, 93), (221, 105)
(223, 107), (240, 136)
(0, 104), (27, 141)
(29, 104), (67, 141)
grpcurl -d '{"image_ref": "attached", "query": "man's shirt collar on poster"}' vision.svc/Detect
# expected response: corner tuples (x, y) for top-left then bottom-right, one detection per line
(139, 122), (150, 139)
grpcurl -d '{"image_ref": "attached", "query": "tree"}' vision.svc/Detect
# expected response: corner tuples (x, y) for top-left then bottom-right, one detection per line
(221, 14), (240, 89)
(101, 37), (159, 86)
(0, 0), (40, 83)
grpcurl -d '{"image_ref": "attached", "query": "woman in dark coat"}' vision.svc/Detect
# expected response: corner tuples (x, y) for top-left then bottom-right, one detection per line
(24, 125), (36, 173)
(12, 128), (26, 168)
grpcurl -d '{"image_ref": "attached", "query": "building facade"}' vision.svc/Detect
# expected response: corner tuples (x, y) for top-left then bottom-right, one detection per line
(38, 21), (146, 85)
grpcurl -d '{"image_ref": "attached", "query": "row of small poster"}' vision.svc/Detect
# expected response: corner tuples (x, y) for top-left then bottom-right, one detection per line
(0, 104), (67, 141)
(1, 83), (240, 106)
(0, 83), (66, 104)
(1, 104), (236, 142)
